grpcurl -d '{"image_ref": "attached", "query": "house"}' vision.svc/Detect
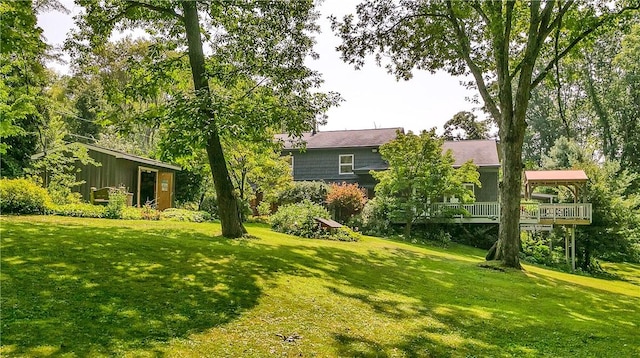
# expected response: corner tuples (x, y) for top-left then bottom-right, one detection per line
(275, 128), (400, 196)
(32, 143), (180, 210)
(277, 128), (592, 270)
(276, 128), (500, 200)
(276, 128), (591, 225)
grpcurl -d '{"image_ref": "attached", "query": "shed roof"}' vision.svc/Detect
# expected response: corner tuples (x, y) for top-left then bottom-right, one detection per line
(524, 170), (588, 182)
(276, 128), (402, 149)
(31, 143), (181, 171)
(442, 140), (500, 167)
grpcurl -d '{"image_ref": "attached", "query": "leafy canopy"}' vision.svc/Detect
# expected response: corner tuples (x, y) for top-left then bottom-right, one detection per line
(373, 129), (480, 236)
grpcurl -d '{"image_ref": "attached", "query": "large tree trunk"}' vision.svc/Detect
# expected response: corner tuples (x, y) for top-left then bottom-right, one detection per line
(495, 136), (524, 269)
(183, 2), (246, 238)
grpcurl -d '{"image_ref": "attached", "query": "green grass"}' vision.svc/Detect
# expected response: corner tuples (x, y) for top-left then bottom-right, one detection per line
(1, 216), (639, 357)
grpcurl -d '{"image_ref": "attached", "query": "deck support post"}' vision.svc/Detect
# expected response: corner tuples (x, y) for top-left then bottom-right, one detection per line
(571, 225), (576, 271)
(565, 227), (569, 265)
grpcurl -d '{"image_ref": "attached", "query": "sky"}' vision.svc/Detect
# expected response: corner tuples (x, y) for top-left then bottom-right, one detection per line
(37, 0), (479, 134)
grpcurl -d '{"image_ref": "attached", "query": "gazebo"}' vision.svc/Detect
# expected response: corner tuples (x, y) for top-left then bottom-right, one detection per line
(523, 170), (591, 270)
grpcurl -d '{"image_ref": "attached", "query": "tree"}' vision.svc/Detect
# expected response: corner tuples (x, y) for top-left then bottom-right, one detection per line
(326, 183), (368, 223)
(373, 129), (480, 237)
(443, 111), (489, 140)
(72, 0), (336, 237)
(332, 1), (640, 268)
(0, 0), (49, 177)
(543, 137), (640, 271)
(225, 139), (292, 220)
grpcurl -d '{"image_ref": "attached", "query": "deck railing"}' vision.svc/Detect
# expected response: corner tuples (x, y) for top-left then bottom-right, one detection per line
(538, 203), (592, 222)
(430, 202), (499, 218)
(429, 202), (592, 223)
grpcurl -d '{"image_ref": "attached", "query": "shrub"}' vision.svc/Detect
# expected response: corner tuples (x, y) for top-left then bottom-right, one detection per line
(122, 207), (143, 220)
(141, 204), (161, 220)
(326, 182), (367, 223)
(276, 181), (328, 206)
(0, 178), (50, 214)
(48, 182), (83, 205)
(270, 200), (331, 238)
(257, 201), (271, 216)
(104, 189), (128, 219)
(440, 224), (498, 249)
(47, 203), (106, 218)
(160, 208), (212, 222)
(360, 196), (395, 236)
(332, 227), (361, 242)
(199, 193), (218, 218)
(246, 215), (270, 224)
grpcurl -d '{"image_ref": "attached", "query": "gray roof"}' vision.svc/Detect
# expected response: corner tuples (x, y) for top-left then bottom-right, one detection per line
(31, 142), (181, 171)
(275, 127), (403, 149)
(443, 140), (500, 167)
(276, 128), (500, 168)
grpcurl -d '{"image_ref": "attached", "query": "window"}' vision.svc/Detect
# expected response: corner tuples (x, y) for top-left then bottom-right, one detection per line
(339, 154), (354, 175)
(284, 155), (294, 173)
(463, 183), (475, 195)
(446, 183), (475, 203)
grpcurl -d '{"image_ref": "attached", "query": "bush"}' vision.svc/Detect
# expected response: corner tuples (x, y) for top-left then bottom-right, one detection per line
(0, 178), (50, 214)
(441, 224), (498, 249)
(48, 182), (83, 205)
(270, 200), (331, 238)
(326, 182), (367, 223)
(104, 189), (128, 219)
(47, 203), (106, 218)
(246, 215), (270, 224)
(141, 204), (161, 220)
(276, 181), (328, 206)
(199, 193), (218, 218)
(257, 201), (271, 216)
(122, 207), (143, 220)
(332, 226), (361, 242)
(160, 208), (212, 222)
(360, 196), (395, 236)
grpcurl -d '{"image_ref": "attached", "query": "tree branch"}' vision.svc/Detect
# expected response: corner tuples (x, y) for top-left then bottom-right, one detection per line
(445, 1), (501, 122)
(381, 12), (450, 36)
(546, 0), (574, 33)
(123, 0), (183, 21)
(531, 3), (640, 89)
(469, 1), (491, 26)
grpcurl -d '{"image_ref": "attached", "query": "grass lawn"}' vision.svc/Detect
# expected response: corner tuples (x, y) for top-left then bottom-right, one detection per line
(1, 216), (639, 357)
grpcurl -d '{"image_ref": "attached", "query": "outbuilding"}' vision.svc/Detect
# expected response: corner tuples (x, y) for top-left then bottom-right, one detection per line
(32, 143), (180, 210)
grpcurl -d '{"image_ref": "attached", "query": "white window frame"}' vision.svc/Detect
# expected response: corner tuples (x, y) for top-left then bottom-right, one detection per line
(463, 183), (475, 195)
(285, 155), (294, 173)
(339, 154), (354, 175)
(446, 183), (475, 203)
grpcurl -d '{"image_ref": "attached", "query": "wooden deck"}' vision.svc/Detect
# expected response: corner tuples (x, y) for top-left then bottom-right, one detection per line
(429, 202), (592, 225)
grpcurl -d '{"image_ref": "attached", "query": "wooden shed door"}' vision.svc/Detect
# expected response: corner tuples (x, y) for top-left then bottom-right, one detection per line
(157, 172), (174, 210)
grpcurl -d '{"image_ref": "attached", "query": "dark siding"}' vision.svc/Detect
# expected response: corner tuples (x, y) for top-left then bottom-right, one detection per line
(115, 159), (139, 204)
(73, 149), (176, 205)
(291, 147), (386, 186)
(116, 159), (176, 206)
(290, 147), (499, 201)
(75, 150), (117, 201)
(475, 169), (499, 202)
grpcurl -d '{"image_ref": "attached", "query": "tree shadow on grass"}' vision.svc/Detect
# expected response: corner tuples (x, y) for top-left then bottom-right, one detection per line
(2, 219), (639, 357)
(300, 246), (639, 357)
(1, 221), (316, 357)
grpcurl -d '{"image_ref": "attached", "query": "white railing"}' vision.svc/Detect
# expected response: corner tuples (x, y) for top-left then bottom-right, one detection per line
(430, 202), (499, 218)
(429, 202), (592, 223)
(538, 203), (592, 222)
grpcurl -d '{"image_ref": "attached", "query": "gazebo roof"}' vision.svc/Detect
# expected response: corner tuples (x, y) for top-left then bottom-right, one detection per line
(524, 170), (588, 202)
(524, 170), (588, 184)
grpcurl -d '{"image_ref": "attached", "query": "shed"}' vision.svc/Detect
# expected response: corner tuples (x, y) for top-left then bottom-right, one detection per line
(32, 143), (181, 210)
